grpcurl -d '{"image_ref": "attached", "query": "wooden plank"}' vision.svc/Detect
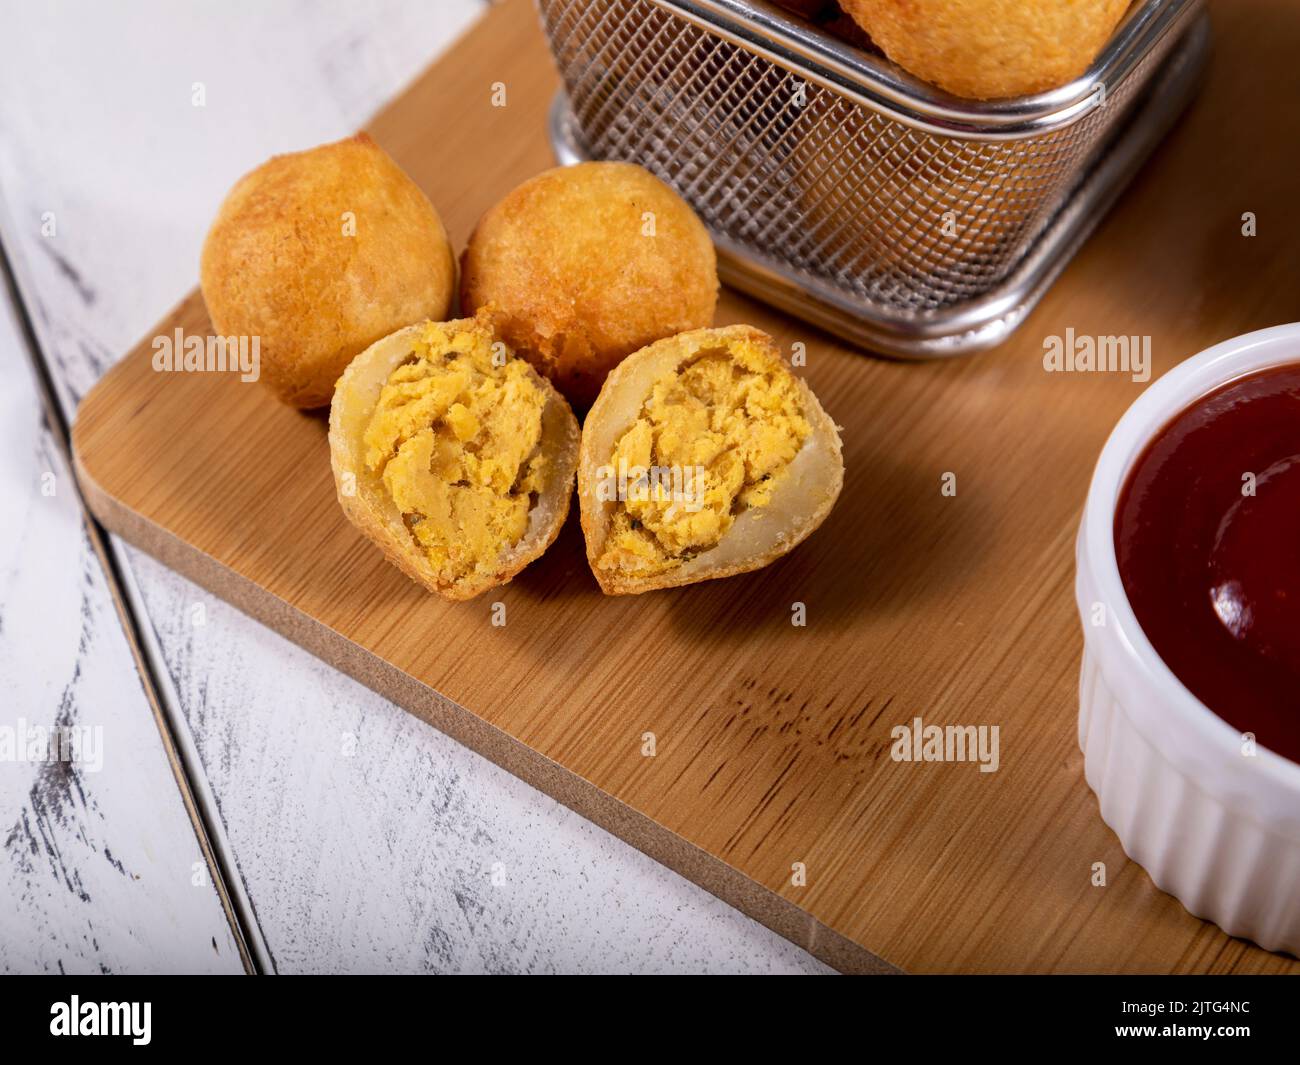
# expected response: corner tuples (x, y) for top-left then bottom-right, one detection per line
(1, 0), (822, 973)
(0, 258), (243, 974)
(71, 0), (1300, 972)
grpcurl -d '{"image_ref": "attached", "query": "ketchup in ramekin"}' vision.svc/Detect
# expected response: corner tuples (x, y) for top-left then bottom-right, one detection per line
(1115, 364), (1300, 765)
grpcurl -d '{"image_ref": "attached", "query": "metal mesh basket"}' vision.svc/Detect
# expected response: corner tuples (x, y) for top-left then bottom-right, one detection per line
(538, 0), (1209, 357)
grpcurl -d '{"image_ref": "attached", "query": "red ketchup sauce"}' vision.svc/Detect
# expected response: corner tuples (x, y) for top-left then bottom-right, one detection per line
(1115, 364), (1300, 765)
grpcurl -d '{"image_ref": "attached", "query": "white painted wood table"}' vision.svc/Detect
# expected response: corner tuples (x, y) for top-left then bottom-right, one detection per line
(0, 0), (828, 975)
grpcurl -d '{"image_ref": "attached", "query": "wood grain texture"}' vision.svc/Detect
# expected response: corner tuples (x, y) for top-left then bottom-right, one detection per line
(0, 263), (242, 975)
(2, 0), (824, 973)
(71, 0), (1300, 973)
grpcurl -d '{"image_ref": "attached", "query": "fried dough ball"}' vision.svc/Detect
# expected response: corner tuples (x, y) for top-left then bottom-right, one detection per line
(460, 162), (718, 408)
(578, 326), (843, 595)
(201, 134), (456, 408)
(840, 0), (1131, 99)
(329, 311), (579, 601)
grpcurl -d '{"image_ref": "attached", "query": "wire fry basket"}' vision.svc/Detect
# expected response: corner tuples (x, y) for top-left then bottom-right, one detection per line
(537, 0), (1209, 357)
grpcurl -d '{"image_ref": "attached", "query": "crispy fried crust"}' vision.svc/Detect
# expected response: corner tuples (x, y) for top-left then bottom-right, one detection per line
(578, 325), (844, 595)
(201, 133), (457, 409)
(840, 0), (1132, 99)
(329, 312), (579, 601)
(460, 162), (718, 408)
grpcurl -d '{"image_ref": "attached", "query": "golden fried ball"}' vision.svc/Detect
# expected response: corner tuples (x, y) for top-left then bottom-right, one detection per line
(460, 162), (718, 407)
(200, 134), (456, 408)
(840, 0), (1131, 99)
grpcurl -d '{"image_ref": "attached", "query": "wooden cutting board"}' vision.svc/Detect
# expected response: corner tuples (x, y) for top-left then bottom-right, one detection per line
(71, 0), (1300, 973)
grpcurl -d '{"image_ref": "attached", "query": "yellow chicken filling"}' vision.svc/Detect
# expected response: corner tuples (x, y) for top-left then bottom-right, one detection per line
(363, 323), (548, 585)
(596, 342), (809, 577)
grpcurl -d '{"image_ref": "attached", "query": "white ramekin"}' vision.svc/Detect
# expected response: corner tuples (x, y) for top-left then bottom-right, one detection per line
(1076, 323), (1300, 957)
